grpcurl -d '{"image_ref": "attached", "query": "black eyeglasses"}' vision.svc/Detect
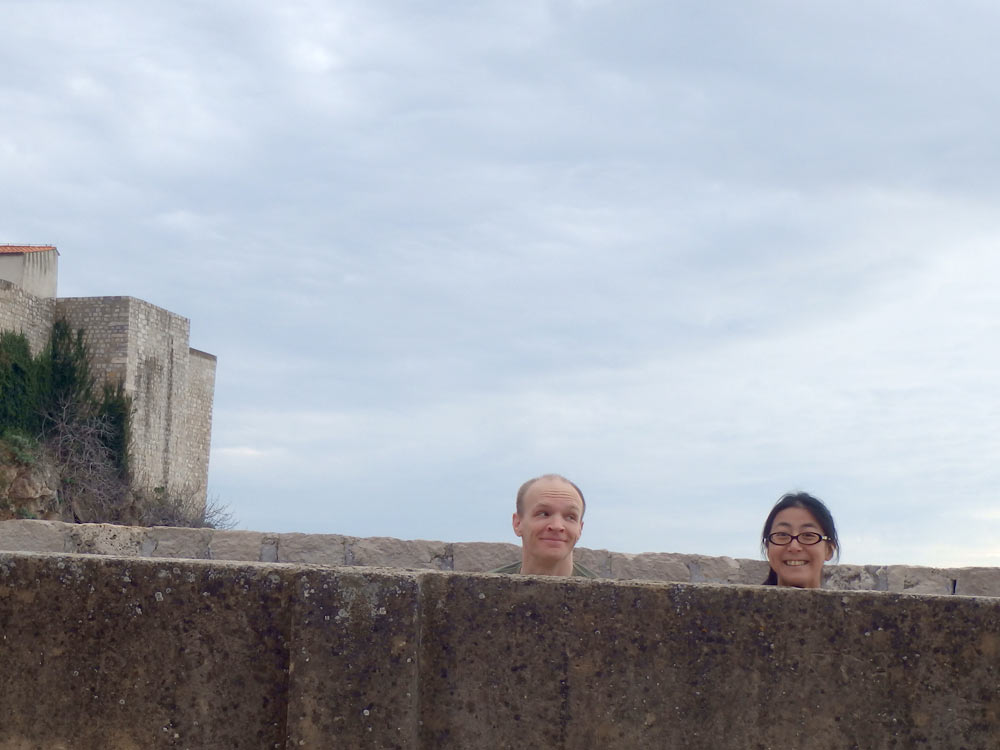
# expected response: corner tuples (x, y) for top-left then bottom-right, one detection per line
(765, 532), (831, 546)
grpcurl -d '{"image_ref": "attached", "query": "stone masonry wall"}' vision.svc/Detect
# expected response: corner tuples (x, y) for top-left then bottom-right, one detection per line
(126, 297), (192, 496)
(183, 348), (217, 505)
(2, 519), (998, 597)
(0, 550), (997, 748)
(0, 279), (55, 354)
(55, 297), (211, 506)
(55, 296), (131, 387)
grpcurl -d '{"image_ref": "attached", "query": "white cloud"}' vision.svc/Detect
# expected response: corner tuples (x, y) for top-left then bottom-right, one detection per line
(4, 0), (1000, 566)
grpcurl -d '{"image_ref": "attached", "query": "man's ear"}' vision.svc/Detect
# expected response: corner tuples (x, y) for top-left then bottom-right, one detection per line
(512, 512), (522, 537)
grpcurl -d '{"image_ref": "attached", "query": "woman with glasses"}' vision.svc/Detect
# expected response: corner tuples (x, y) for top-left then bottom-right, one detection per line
(761, 492), (839, 588)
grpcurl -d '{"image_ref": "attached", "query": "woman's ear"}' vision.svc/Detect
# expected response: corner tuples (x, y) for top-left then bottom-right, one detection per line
(824, 543), (834, 562)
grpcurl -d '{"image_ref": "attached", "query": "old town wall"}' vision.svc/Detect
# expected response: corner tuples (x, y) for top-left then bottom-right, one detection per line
(0, 549), (997, 749)
(53, 297), (216, 504)
(2, 519), (998, 597)
(0, 268), (215, 509)
(0, 279), (55, 354)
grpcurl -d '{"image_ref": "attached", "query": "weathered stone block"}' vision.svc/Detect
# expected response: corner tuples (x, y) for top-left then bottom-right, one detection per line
(0, 519), (68, 553)
(67, 523), (146, 556)
(573, 546), (612, 577)
(452, 541), (521, 572)
(418, 573), (1000, 749)
(609, 551), (691, 582)
(285, 567), (420, 748)
(686, 553), (743, 583)
(140, 526), (212, 559)
(277, 532), (349, 565)
(2, 553), (1000, 748)
(824, 563), (887, 591)
(0, 553), (292, 749)
(348, 536), (451, 570)
(886, 564), (955, 595)
(208, 529), (265, 562)
(731, 557), (771, 585)
(954, 567), (1000, 597)
(260, 534), (278, 563)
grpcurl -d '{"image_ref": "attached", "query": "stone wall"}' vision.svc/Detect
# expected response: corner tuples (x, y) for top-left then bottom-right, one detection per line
(1, 264), (215, 512)
(0, 279), (55, 354)
(182, 348), (217, 505)
(2, 520), (998, 596)
(55, 297), (214, 506)
(55, 296), (131, 386)
(0, 550), (997, 749)
(125, 297), (192, 495)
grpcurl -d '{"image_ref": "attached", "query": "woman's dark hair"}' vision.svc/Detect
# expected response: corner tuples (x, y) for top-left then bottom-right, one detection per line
(761, 492), (839, 585)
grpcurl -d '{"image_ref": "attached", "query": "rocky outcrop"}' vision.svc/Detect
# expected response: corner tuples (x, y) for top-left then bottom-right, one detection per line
(0, 454), (63, 522)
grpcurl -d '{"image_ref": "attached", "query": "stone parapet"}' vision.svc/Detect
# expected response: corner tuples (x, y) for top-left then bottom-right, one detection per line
(0, 279), (55, 354)
(0, 551), (998, 748)
(2, 519), (999, 596)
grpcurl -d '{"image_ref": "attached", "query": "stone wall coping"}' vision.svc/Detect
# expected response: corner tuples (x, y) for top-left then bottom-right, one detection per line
(1, 519), (997, 596)
(1, 550), (999, 747)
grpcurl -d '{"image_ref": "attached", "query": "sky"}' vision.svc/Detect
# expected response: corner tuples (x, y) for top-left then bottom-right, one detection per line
(3, 0), (1000, 568)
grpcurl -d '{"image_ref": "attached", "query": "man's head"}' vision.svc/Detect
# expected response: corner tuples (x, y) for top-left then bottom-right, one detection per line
(515, 474), (586, 518)
(512, 474), (585, 574)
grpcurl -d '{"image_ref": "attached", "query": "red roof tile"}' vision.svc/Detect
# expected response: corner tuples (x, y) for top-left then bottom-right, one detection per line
(0, 245), (57, 254)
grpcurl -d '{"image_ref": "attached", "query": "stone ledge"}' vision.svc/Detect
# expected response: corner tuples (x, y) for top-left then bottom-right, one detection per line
(0, 552), (997, 748)
(1, 519), (998, 596)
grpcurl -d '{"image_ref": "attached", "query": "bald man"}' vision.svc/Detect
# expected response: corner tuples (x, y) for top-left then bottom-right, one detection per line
(491, 474), (597, 577)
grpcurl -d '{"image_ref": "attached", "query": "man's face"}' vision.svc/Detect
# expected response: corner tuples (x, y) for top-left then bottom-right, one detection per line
(512, 478), (584, 565)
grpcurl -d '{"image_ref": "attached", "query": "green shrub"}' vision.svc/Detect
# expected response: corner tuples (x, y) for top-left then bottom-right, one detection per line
(0, 321), (231, 529)
(0, 330), (44, 435)
(0, 429), (39, 466)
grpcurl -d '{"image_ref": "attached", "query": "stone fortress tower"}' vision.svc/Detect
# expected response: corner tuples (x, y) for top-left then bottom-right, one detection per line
(0, 245), (216, 509)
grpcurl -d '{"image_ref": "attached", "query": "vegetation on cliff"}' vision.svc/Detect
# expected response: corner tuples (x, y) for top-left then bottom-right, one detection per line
(0, 321), (231, 528)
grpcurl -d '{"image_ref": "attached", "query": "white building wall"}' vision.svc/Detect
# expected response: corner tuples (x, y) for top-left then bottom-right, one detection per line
(0, 250), (58, 298)
(21, 250), (58, 298)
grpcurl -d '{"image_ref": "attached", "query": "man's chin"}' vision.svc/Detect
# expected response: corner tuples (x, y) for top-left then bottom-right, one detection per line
(530, 546), (572, 562)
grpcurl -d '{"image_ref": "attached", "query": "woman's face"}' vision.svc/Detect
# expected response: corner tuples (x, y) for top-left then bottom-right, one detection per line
(765, 506), (834, 588)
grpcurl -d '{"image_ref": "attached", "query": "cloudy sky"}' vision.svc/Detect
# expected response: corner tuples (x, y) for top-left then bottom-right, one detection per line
(3, 0), (999, 568)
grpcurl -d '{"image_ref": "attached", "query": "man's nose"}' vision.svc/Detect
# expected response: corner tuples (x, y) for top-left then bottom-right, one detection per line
(546, 516), (565, 529)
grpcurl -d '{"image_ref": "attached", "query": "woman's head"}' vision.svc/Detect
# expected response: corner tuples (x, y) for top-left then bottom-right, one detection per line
(761, 492), (839, 588)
